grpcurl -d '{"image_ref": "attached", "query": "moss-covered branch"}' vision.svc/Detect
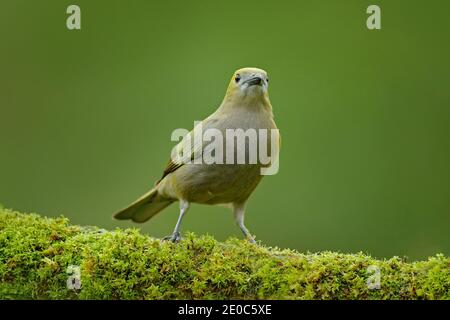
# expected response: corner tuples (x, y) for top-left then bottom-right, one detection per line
(0, 208), (448, 299)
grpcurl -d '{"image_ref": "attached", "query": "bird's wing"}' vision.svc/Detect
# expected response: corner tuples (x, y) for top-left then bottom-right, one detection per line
(156, 120), (206, 184)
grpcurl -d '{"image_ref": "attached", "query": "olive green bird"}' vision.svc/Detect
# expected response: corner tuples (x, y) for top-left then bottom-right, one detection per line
(114, 67), (280, 243)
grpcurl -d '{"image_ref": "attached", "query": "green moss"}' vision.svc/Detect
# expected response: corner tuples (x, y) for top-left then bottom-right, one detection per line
(0, 208), (449, 300)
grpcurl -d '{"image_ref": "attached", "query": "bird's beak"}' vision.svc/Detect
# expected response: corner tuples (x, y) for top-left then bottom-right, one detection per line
(245, 76), (263, 86)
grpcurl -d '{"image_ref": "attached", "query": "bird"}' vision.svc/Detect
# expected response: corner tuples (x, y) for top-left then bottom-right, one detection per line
(113, 67), (279, 243)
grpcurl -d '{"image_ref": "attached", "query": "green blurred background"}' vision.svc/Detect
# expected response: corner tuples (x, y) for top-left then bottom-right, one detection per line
(1, 1), (449, 260)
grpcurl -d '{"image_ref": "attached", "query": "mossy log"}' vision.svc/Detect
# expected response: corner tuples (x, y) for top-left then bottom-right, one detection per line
(0, 208), (448, 299)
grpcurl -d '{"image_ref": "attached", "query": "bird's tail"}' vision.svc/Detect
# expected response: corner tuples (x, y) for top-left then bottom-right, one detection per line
(113, 188), (173, 223)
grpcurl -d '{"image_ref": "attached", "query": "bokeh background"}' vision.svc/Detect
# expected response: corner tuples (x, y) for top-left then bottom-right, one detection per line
(1, 1), (449, 260)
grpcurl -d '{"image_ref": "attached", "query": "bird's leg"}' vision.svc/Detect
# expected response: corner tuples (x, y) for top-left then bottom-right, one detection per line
(233, 203), (256, 244)
(163, 200), (189, 242)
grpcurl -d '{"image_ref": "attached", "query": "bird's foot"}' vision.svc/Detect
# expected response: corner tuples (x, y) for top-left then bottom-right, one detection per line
(247, 235), (256, 244)
(163, 231), (181, 242)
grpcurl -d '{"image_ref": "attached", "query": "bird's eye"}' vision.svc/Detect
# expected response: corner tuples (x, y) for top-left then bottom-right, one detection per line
(235, 75), (241, 83)
(266, 78), (269, 82)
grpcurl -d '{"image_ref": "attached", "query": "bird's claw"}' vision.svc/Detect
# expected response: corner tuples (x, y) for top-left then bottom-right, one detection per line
(163, 231), (181, 242)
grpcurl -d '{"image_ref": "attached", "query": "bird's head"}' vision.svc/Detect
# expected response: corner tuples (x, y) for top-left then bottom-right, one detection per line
(223, 67), (271, 108)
